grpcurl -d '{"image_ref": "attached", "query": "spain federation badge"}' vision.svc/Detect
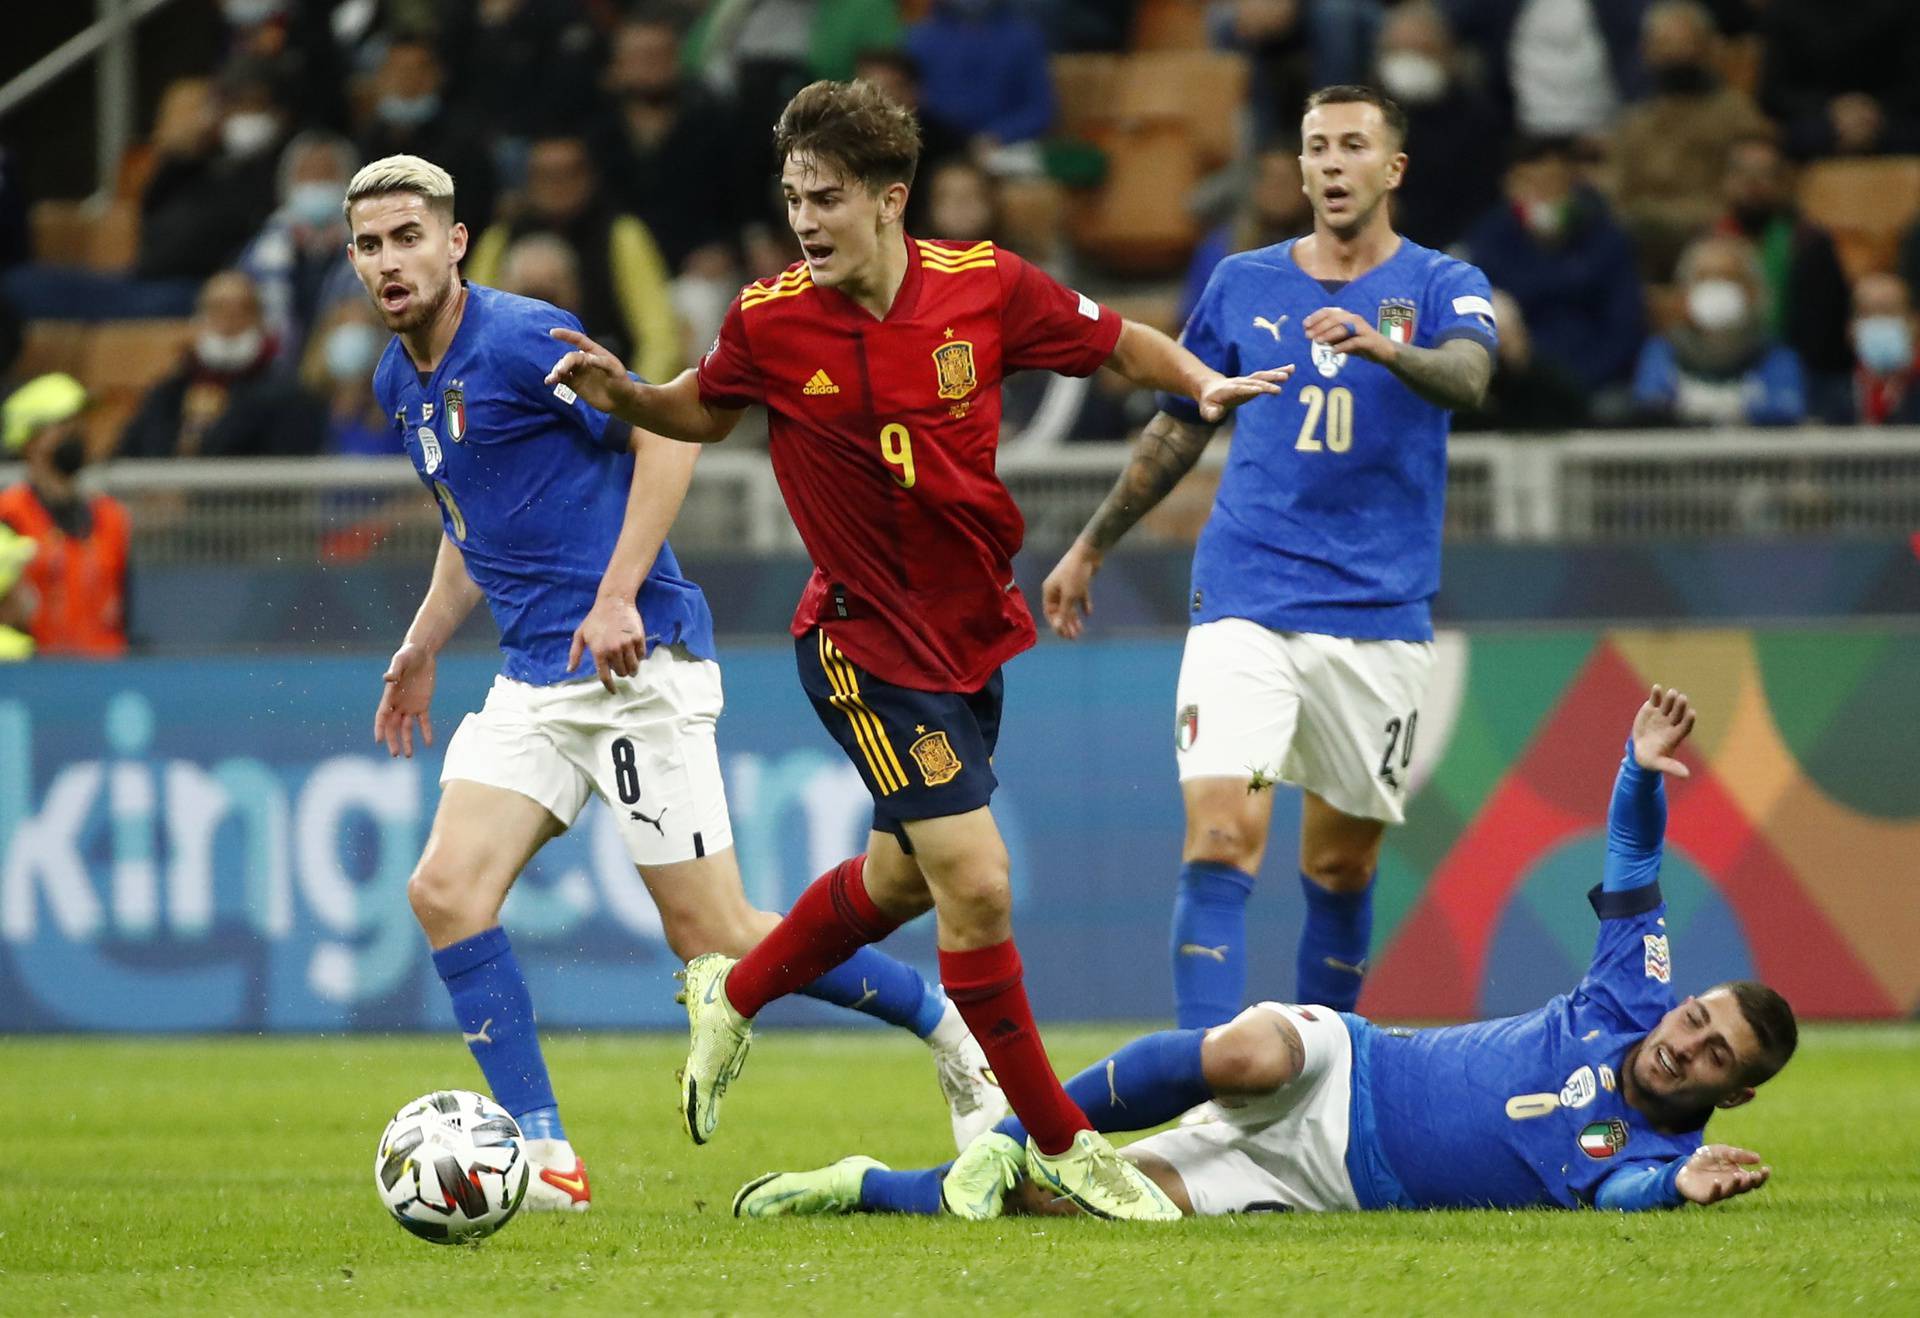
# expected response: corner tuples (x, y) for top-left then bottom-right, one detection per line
(1376, 297), (1417, 345)
(910, 730), (963, 786)
(932, 339), (977, 400)
(444, 382), (467, 442)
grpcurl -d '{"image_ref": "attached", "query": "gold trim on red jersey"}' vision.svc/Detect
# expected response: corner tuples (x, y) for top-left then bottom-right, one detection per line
(818, 632), (908, 794)
(917, 239), (997, 274)
(740, 266), (816, 311)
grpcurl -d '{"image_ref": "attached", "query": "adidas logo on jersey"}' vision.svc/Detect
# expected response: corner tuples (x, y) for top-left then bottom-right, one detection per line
(803, 369), (840, 395)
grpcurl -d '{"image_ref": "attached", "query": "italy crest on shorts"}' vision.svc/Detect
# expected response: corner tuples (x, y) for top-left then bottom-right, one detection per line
(1176, 703), (1199, 752)
(909, 729), (963, 786)
(933, 339), (977, 400)
(1376, 297), (1417, 344)
(444, 382), (467, 441)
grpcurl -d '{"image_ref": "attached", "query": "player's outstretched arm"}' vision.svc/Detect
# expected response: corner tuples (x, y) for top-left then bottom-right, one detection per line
(571, 427), (700, 693)
(545, 329), (742, 444)
(1674, 1145), (1771, 1205)
(375, 533), (483, 758)
(1105, 319), (1293, 423)
(1631, 683), (1696, 778)
(1301, 309), (1492, 411)
(1042, 410), (1217, 639)
(1603, 684), (1695, 886)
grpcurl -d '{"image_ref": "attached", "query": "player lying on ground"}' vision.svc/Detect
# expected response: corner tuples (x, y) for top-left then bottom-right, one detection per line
(736, 686), (1798, 1219)
(546, 80), (1289, 1220)
(348, 154), (1006, 1213)
(1044, 85), (1497, 1030)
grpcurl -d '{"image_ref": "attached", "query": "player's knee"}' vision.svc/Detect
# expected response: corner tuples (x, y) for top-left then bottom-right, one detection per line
(1184, 815), (1263, 872)
(406, 860), (486, 936)
(1300, 847), (1373, 894)
(657, 900), (765, 962)
(1202, 1012), (1299, 1097)
(929, 863), (1012, 939)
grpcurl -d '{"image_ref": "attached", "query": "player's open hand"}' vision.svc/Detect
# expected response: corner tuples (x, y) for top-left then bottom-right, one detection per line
(547, 328), (635, 416)
(1196, 365), (1293, 423)
(571, 594), (647, 694)
(1675, 1144), (1770, 1204)
(1303, 307), (1398, 366)
(1631, 684), (1696, 777)
(1042, 540), (1102, 639)
(374, 642), (436, 759)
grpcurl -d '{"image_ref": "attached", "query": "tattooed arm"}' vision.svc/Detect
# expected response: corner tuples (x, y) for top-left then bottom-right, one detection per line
(1300, 306), (1493, 411)
(1041, 410), (1218, 639)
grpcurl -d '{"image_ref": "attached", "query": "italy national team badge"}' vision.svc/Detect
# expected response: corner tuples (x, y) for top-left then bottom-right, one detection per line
(1377, 297), (1417, 344)
(1176, 704), (1199, 752)
(417, 426), (442, 474)
(932, 339), (977, 400)
(1579, 1118), (1629, 1160)
(1643, 933), (1671, 983)
(443, 383), (467, 442)
(909, 730), (963, 786)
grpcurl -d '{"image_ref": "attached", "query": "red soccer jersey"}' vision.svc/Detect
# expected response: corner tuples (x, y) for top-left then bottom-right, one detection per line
(697, 237), (1122, 691)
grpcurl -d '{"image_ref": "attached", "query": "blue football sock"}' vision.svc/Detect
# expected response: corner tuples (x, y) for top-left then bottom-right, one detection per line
(800, 945), (947, 1038)
(994, 1028), (1209, 1145)
(1171, 861), (1255, 1029)
(1295, 872), (1374, 1012)
(431, 926), (564, 1139)
(858, 1163), (952, 1215)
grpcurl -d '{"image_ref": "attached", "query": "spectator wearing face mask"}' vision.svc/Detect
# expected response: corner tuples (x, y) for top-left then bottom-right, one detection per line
(236, 132), (365, 368)
(1632, 233), (1805, 426)
(137, 62), (290, 282)
(1455, 288), (1590, 432)
(0, 374), (129, 656)
(214, 0), (350, 132)
(1372, 1), (1504, 251)
(119, 270), (326, 459)
(1847, 273), (1920, 426)
(299, 303), (400, 458)
(1465, 137), (1644, 404)
(357, 33), (498, 231)
(1611, 1), (1770, 280)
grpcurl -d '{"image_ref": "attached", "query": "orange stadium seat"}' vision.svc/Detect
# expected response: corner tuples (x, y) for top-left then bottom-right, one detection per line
(998, 176), (1066, 263)
(1051, 53), (1119, 140)
(80, 320), (190, 397)
(1797, 157), (1920, 280)
(1132, 0), (1208, 51)
(16, 321), (92, 381)
(86, 201), (140, 271)
(30, 201), (92, 266)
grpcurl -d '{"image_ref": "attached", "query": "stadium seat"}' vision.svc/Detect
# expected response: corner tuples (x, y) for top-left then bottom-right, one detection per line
(1103, 290), (1184, 336)
(1797, 157), (1920, 280)
(1132, 0), (1208, 51)
(30, 201), (92, 267)
(998, 177), (1066, 263)
(1051, 54), (1120, 142)
(16, 321), (92, 381)
(1069, 123), (1202, 273)
(80, 319), (190, 396)
(1113, 52), (1247, 169)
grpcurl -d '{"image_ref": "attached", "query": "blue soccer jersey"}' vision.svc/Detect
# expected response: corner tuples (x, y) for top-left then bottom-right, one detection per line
(1341, 753), (1703, 1211)
(374, 283), (714, 685)
(1160, 238), (1497, 642)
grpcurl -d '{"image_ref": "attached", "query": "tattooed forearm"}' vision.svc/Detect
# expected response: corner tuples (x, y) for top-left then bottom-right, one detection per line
(1077, 411), (1218, 554)
(1273, 1018), (1306, 1083)
(1387, 337), (1493, 411)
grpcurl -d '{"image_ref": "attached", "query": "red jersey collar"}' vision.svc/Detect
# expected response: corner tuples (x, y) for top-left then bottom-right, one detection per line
(814, 231), (924, 327)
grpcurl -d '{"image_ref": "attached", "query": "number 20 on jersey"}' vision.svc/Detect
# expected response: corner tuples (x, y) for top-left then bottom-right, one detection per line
(1295, 385), (1353, 453)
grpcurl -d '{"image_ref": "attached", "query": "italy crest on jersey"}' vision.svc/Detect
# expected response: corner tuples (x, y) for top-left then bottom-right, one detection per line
(933, 339), (977, 400)
(1377, 297), (1417, 345)
(444, 383), (467, 441)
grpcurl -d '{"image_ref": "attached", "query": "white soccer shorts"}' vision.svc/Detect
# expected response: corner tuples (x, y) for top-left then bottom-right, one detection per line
(440, 644), (734, 867)
(1126, 1002), (1361, 1215)
(1173, 618), (1435, 823)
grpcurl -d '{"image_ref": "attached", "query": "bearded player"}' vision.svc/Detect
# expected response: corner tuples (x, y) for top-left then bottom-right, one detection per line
(736, 686), (1798, 1222)
(1043, 86), (1497, 1031)
(546, 81), (1290, 1219)
(349, 155), (1006, 1213)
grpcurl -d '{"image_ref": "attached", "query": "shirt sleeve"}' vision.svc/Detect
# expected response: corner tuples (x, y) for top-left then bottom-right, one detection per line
(1427, 257), (1499, 354)
(1156, 256), (1239, 423)
(506, 308), (622, 451)
(695, 294), (764, 409)
(995, 248), (1123, 377)
(1593, 1158), (1688, 1212)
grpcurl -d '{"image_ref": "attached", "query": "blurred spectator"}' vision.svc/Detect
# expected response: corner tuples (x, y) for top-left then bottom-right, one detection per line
(1214, 1), (1384, 146)
(1373, 1), (1504, 251)
(120, 271), (325, 459)
(236, 132), (363, 368)
(496, 234), (587, 317)
(439, 0), (601, 147)
(1611, 0), (1769, 280)
(357, 34), (498, 234)
(300, 303), (401, 457)
(1447, 0), (1645, 141)
(1631, 233), (1805, 426)
(1464, 138), (1643, 402)
(1758, 0), (1920, 158)
(921, 157), (1004, 243)
(1180, 147), (1312, 322)
(0, 523), (35, 660)
(591, 14), (761, 276)
(1456, 288), (1590, 431)
(0, 374), (129, 656)
(855, 48), (971, 180)
(1847, 272), (1920, 426)
(214, 0), (350, 131)
(466, 136), (684, 385)
(138, 65), (289, 281)
(1014, 0), (1140, 51)
(906, 1), (1056, 158)
(1712, 134), (1852, 418)
(685, 0), (902, 145)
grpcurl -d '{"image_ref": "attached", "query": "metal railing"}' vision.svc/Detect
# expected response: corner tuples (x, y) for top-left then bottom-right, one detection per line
(6, 428), (1919, 567)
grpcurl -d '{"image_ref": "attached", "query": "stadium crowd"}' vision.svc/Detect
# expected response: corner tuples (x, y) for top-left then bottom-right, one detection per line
(2, 0), (1920, 657)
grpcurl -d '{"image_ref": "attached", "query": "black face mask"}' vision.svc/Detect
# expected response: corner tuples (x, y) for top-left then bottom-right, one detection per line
(49, 434), (87, 477)
(1729, 202), (1779, 235)
(1649, 62), (1716, 97)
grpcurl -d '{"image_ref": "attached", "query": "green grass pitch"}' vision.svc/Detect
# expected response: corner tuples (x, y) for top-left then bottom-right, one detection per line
(5, 1025), (1917, 1315)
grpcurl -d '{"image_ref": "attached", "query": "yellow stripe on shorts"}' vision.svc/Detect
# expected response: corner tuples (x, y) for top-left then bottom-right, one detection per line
(818, 632), (908, 794)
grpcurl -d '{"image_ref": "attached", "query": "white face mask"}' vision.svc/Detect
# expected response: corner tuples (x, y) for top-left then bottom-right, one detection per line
(197, 326), (265, 373)
(1686, 278), (1749, 333)
(222, 111), (280, 158)
(1377, 50), (1448, 106)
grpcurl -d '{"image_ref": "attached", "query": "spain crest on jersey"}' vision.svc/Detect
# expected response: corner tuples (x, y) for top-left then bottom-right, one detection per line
(1377, 297), (1417, 345)
(444, 382), (467, 441)
(933, 339), (977, 400)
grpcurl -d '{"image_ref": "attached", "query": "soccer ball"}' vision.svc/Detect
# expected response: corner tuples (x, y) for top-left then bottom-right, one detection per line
(375, 1090), (530, 1244)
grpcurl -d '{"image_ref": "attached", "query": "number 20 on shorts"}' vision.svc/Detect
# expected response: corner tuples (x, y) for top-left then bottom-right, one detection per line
(880, 422), (916, 488)
(1294, 385), (1353, 453)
